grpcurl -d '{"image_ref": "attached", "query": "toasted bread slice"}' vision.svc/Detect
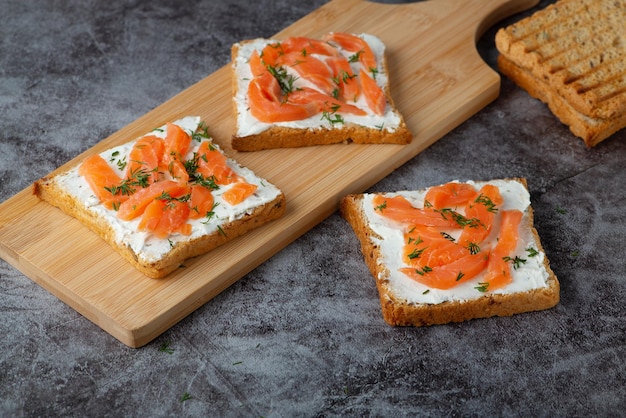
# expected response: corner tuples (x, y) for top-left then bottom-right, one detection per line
(231, 33), (412, 151)
(340, 179), (559, 326)
(495, 0), (626, 146)
(34, 116), (286, 278)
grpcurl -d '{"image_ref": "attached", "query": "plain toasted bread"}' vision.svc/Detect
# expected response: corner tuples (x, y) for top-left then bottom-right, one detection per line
(495, 0), (626, 146)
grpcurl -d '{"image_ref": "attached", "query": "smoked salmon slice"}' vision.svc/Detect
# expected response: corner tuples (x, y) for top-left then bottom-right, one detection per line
(278, 52), (335, 95)
(423, 182), (478, 209)
(359, 69), (386, 115)
(372, 194), (462, 229)
(162, 123), (192, 183)
(323, 32), (377, 71)
(126, 135), (163, 184)
(117, 180), (190, 221)
(399, 251), (490, 290)
(222, 182), (258, 206)
(457, 184), (503, 247)
(196, 141), (243, 185)
(78, 154), (127, 210)
(483, 210), (523, 290)
(188, 184), (215, 220)
(326, 56), (360, 102)
(138, 198), (191, 239)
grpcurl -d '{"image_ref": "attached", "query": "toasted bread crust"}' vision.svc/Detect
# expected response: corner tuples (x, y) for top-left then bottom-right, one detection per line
(34, 173), (286, 279)
(495, 0), (626, 146)
(498, 56), (626, 147)
(231, 38), (412, 151)
(340, 179), (560, 327)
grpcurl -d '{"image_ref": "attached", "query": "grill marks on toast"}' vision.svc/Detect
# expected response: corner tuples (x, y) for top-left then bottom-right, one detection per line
(500, 0), (626, 118)
(496, 0), (626, 145)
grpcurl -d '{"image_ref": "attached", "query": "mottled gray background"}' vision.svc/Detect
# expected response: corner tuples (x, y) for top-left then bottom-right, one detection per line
(1, 0), (624, 416)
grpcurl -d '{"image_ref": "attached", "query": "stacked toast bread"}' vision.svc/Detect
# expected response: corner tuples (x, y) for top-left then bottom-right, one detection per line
(496, 0), (626, 147)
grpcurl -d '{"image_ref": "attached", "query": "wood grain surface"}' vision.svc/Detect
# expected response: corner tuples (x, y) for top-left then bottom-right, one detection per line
(0, 0), (538, 347)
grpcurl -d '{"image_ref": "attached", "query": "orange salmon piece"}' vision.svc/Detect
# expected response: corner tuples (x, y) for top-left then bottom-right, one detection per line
(260, 42), (284, 67)
(483, 209), (523, 290)
(372, 194), (461, 229)
(222, 182), (258, 206)
(326, 56), (360, 102)
(161, 123), (192, 183)
(288, 87), (366, 116)
(139, 198), (191, 239)
(78, 154), (127, 210)
(278, 52), (335, 95)
(248, 77), (318, 123)
(402, 225), (462, 268)
(423, 182), (478, 209)
(249, 50), (267, 78)
(188, 184), (215, 220)
(323, 32), (377, 70)
(117, 180), (189, 221)
(457, 184), (503, 247)
(196, 141), (242, 185)
(400, 251), (490, 290)
(280, 36), (338, 57)
(126, 135), (163, 184)
(359, 69), (386, 115)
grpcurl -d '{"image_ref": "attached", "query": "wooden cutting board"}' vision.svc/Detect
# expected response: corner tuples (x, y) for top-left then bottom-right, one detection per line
(0, 0), (538, 347)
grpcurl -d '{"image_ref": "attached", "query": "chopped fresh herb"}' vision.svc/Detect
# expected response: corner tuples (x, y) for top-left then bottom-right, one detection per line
(321, 110), (344, 125)
(374, 201), (387, 212)
(168, 239), (174, 248)
(456, 271), (465, 282)
(104, 167), (151, 196)
(413, 266), (433, 276)
(526, 247), (539, 257)
(201, 202), (220, 224)
(191, 121), (211, 142)
(440, 232), (455, 242)
(348, 50), (363, 63)
(217, 225), (226, 236)
(407, 247), (427, 260)
(407, 236), (424, 246)
(571, 250), (579, 257)
(423, 200), (433, 208)
(266, 63), (297, 94)
(422, 289), (430, 295)
(375, 123), (384, 131)
(436, 208), (482, 228)
(232, 361), (242, 365)
(180, 392), (192, 402)
(475, 282), (489, 292)
(474, 193), (499, 213)
(503, 255), (527, 269)
(370, 67), (379, 79)
(158, 341), (174, 354)
(467, 242), (481, 255)
(556, 207), (567, 214)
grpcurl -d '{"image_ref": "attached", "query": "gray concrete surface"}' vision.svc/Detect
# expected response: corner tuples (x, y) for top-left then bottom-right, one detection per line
(1, 0), (624, 416)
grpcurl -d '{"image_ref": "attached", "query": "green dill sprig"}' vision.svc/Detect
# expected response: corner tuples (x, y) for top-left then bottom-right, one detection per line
(191, 121), (211, 142)
(474, 193), (499, 213)
(475, 282), (489, 292)
(503, 255), (527, 269)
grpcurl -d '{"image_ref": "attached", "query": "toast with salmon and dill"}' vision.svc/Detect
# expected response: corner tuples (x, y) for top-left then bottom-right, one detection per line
(340, 178), (559, 326)
(33, 116), (286, 278)
(230, 32), (412, 151)
(495, 0), (626, 147)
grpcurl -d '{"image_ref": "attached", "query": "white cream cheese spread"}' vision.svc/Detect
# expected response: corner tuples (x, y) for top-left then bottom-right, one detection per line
(233, 34), (404, 137)
(361, 180), (551, 305)
(52, 116), (283, 264)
